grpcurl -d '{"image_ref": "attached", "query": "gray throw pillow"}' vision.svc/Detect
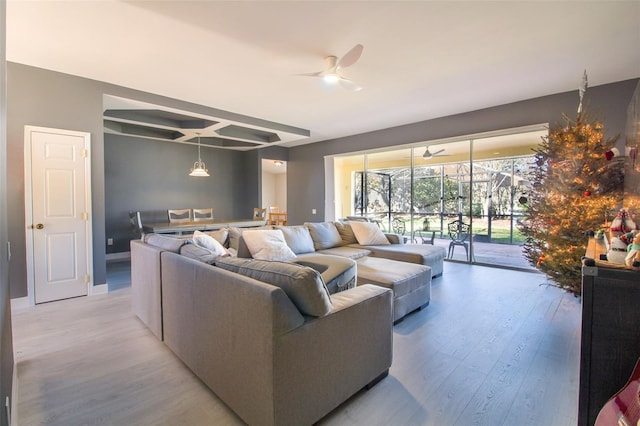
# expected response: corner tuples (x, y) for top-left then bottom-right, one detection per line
(143, 233), (185, 253)
(180, 243), (218, 264)
(214, 257), (332, 317)
(304, 222), (343, 250)
(334, 221), (358, 245)
(275, 225), (316, 254)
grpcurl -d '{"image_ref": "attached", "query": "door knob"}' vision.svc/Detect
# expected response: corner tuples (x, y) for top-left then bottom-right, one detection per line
(35, 223), (44, 229)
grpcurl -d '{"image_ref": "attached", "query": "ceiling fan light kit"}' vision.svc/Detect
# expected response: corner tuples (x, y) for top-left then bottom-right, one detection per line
(301, 44), (364, 91)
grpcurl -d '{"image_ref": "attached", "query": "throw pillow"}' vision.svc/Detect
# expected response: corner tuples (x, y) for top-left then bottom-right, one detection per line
(334, 221), (358, 245)
(349, 221), (390, 246)
(143, 233), (186, 253)
(227, 227), (243, 251)
(214, 257), (332, 317)
(304, 222), (343, 250)
(242, 229), (297, 261)
(192, 230), (229, 257)
(180, 243), (218, 264)
(205, 228), (228, 247)
(275, 225), (315, 254)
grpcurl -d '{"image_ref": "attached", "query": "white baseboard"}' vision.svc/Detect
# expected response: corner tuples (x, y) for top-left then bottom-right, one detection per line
(10, 297), (29, 311)
(90, 283), (108, 295)
(106, 251), (130, 262)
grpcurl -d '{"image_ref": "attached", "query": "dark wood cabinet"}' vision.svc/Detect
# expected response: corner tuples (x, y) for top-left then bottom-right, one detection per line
(579, 262), (640, 426)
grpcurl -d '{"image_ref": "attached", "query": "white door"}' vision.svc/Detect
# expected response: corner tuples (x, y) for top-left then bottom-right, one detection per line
(25, 126), (92, 304)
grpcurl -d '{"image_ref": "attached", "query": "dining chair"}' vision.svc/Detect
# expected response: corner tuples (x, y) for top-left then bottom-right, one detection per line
(168, 209), (191, 223)
(270, 212), (288, 226)
(253, 208), (267, 222)
(193, 208), (213, 221)
(269, 206), (280, 213)
(128, 211), (144, 238)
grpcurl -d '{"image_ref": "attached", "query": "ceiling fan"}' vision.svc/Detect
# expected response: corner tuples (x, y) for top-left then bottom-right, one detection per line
(300, 44), (364, 91)
(422, 146), (448, 159)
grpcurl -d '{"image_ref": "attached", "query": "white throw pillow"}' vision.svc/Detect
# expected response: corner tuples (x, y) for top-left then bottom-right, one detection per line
(192, 230), (229, 257)
(242, 229), (297, 261)
(349, 221), (390, 246)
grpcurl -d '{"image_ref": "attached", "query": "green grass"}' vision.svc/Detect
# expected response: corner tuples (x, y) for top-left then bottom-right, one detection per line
(390, 217), (525, 245)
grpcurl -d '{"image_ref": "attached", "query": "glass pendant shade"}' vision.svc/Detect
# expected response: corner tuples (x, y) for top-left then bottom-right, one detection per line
(189, 134), (209, 177)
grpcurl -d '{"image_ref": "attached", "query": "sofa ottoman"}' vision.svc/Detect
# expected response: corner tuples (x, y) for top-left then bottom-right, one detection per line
(356, 256), (431, 323)
(355, 243), (446, 278)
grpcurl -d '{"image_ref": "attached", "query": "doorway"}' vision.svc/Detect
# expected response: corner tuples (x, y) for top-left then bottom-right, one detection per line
(24, 126), (93, 304)
(261, 159), (287, 215)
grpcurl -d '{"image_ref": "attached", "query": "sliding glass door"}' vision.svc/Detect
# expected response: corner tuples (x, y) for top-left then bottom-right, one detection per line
(332, 127), (546, 271)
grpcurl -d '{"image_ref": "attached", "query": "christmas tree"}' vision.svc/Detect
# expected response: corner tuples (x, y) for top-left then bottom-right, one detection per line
(521, 78), (624, 295)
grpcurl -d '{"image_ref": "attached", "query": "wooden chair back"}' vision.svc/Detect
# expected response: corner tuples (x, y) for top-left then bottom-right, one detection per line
(168, 209), (191, 223)
(253, 208), (267, 221)
(193, 208), (213, 221)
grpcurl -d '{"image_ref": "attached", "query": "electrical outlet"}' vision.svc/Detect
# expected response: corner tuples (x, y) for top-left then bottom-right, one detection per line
(107, 238), (114, 246)
(312, 209), (316, 215)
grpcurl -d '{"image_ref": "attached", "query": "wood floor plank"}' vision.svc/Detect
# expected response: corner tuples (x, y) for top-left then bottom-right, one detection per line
(13, 262), (581, 425)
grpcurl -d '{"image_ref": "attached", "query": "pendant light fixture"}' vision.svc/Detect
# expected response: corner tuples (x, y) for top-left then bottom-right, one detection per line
(189, 133), (209, 177)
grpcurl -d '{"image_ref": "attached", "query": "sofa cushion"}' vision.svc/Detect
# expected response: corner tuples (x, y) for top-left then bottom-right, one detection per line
(304, 222), (343, 250)
(349, 221), (390, 246)
(315, 246), (372, 259)
(242, 229), (297, 261)
(335, 221), (358, 245)
(180, 243), (219, 264)
(292, 254), (357, 294)
(214, 257), (332, 317)
(275, 225), (315, 254)
(192, 230), (229, 257)
(143, 233), (185, 253)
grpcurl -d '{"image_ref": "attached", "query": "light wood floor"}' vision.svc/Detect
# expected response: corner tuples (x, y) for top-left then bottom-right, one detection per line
(12, 262), (581, 425)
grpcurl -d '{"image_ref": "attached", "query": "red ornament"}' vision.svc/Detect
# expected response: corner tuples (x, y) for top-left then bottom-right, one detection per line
(583, 190), (591, 197)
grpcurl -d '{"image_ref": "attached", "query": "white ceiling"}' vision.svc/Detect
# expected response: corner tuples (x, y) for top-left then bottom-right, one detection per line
(6, 1), (640, 148)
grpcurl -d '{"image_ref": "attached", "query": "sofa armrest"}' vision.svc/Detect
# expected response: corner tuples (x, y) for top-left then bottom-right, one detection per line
(272, 284), (393, 424)
(385, 233), (403, 245)
(130, 239), (164, 339)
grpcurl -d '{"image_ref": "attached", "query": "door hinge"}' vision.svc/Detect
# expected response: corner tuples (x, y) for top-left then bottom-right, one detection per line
(84, 275), (90, 284)
(82, 149), (89, 158)
(81, 212), (89, 221)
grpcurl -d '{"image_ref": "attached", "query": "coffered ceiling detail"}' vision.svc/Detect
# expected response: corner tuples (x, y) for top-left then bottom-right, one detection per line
(102, 97), (310, 150)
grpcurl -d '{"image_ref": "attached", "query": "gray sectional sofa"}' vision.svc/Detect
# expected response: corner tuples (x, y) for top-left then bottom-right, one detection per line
(131, 236), (392, 426)
(130, 221), (446, 425)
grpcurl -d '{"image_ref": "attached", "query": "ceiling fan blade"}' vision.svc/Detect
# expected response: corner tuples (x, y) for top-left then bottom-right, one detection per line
(337, 44), (363, 69)
(297, 71), (325, 77)
(339, 77), (363, 92)
(423, 147), (446, 159)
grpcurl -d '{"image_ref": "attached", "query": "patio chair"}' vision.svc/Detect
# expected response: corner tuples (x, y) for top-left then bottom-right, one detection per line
(391, 217), (406, 235)
(447, 219), (471, 261)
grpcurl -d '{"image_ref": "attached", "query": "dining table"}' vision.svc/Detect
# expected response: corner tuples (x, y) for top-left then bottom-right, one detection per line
(142, 218), (267, 235)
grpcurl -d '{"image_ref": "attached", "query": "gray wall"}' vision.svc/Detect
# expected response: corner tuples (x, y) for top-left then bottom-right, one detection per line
(287, 79), (640, 225)
(7, 63), (259, 298)
(105, 134), (251, 253)
(6, 59), (638, 300)
(1, 1), (14, 424)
